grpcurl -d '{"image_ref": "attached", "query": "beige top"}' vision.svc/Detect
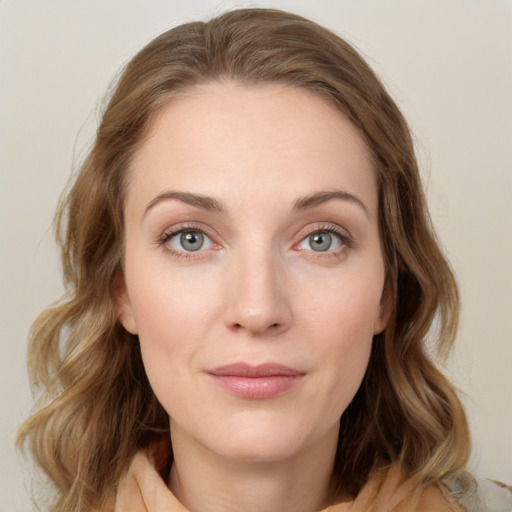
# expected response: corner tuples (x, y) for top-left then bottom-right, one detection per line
(112, 451), (465, 512)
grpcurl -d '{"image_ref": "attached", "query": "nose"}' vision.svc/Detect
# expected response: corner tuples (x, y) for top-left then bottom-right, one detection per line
(223, 248), (292, 337)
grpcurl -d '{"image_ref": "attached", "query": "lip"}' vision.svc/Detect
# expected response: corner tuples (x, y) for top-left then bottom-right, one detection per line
(206, 363), (306, 399)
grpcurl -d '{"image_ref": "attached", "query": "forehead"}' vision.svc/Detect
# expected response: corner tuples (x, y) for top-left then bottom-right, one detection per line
(126, 81), (377, 216)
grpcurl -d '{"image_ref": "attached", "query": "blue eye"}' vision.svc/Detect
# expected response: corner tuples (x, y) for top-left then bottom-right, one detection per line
(167, 229), (213, 252)
(298, 230), (343, 252)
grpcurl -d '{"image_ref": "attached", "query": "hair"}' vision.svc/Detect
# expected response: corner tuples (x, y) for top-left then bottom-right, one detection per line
(18, 7), (470, 512)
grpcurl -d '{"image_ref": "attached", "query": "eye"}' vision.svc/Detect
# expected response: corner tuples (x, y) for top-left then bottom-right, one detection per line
(165, 229), (214, 253)
(297, 229), (345, 252)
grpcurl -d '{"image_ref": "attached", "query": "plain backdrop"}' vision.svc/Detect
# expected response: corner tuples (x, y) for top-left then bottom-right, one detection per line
(1, 1), (511, 510)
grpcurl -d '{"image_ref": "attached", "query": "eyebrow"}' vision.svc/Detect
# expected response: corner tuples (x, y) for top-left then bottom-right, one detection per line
(293, 190), (369, 216)
(145, 191), (225, 215)
(144, 189), (368, 217)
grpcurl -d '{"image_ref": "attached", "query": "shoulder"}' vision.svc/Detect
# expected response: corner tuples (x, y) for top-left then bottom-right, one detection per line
(328, 464), (465, 511)
(445, 473), (512, 512)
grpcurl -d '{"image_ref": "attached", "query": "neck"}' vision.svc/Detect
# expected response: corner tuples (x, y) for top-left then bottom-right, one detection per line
(168, 421), (339, 512)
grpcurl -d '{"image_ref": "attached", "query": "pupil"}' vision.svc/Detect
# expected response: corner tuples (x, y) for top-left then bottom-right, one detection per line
(310, 232), (331, 252)
(181, 231), (204, 251)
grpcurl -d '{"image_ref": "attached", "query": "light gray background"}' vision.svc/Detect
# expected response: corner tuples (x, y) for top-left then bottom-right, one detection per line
(1, 1), (511, 510)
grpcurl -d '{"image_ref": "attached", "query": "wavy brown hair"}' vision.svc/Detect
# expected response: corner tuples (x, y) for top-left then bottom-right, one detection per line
(18, 8), (470, 511)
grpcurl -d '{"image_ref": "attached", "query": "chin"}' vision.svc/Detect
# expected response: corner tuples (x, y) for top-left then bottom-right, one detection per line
(213, 433), (305, 463)
(198, 412), (326, 463)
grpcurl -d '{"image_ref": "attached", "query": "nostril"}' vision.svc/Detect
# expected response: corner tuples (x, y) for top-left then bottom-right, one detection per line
(231, 322), (280, 331)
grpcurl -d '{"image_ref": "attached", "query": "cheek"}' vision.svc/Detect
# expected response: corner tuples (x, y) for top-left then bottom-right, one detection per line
(134, 294), (200, 419)
(302, 266), (384, 344)
(126, 249), (220, 337)
(316, 296), (374, 387)
(300, 269), (382, 408)
(124, 258), (221, 405)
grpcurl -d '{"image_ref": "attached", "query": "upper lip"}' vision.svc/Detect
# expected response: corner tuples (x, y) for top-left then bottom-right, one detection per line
(207, 363), (305, 377)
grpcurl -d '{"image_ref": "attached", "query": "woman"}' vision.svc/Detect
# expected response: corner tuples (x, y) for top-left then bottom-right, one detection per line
(16, 8), (511, 512)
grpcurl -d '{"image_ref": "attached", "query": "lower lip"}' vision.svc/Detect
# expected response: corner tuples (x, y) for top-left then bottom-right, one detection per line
(208, 374), (304, 399)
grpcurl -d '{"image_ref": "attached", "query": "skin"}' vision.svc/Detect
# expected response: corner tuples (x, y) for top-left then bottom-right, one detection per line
(117, 82), (391, 512)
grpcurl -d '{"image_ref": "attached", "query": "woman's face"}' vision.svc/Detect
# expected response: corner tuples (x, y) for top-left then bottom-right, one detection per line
(118, 82), (390, 463)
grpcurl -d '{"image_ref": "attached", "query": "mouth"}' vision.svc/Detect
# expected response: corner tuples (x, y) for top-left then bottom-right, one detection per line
(206, 363), (306, 399)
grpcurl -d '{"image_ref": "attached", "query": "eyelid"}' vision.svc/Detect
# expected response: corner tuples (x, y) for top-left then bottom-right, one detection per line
(156, 221), (352, 259)
(293, 223), (353, 252)
(157, 222), (221, 257)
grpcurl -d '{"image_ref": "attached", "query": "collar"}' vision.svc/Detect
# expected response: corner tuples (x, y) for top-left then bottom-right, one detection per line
(113, 451), (463, 512)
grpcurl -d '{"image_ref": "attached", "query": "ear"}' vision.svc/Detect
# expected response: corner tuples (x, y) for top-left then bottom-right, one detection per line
(373, 279), (393, 335)
(113, 276), (138, 335)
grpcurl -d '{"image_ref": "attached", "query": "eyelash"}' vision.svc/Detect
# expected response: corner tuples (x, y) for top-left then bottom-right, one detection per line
(157, 223), (215, 260)
(157, 223), (352, 260)
(296, 224), (353, 259)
